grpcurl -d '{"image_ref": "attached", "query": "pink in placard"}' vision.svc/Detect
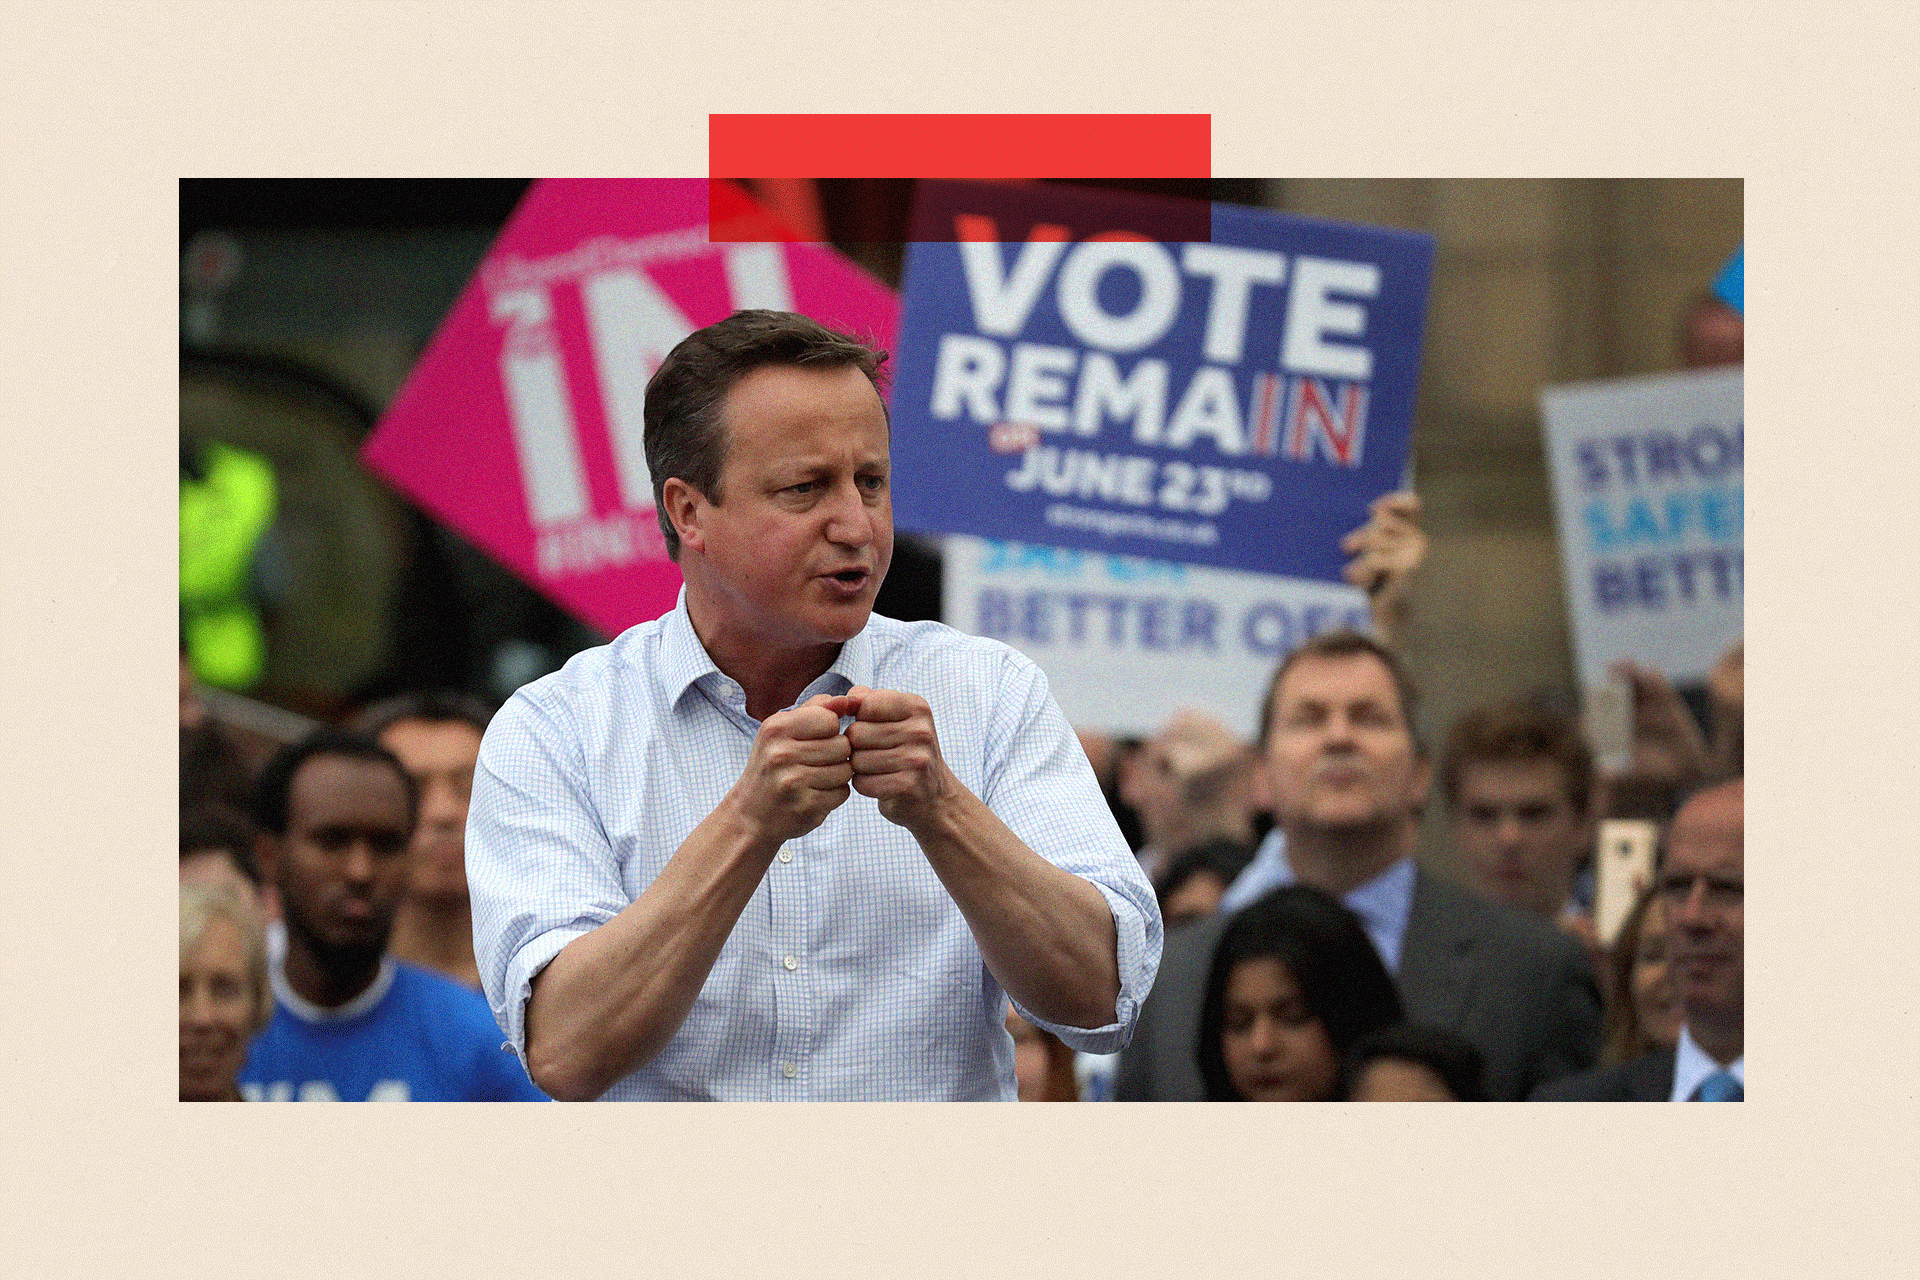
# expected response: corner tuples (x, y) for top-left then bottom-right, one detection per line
(361, 179), (900, 638)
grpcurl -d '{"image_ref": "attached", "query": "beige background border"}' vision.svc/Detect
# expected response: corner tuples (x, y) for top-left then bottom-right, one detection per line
(3, 1), (1916, 1275)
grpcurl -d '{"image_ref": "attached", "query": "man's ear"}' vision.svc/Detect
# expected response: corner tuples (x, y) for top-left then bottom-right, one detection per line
(660, 477), (708, 557)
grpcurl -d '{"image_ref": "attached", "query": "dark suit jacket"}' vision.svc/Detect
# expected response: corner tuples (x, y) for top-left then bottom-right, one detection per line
(1114, 867), (1602, 1102)
(1530, 1047), (1676, 1101)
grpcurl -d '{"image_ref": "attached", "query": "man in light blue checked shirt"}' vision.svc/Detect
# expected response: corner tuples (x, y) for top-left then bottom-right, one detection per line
(468, 310), (1162, 1100)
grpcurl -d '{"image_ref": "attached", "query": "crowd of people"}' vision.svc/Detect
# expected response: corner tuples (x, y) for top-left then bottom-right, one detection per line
(1075, 625), (1742, 1103)
(181, 302), (1743, 1104)
(180, 673), (542, 1100)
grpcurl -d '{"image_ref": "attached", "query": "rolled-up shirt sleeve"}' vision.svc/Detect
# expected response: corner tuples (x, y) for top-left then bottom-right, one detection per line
(976, 649), (1163, 1055)
(467, 687), (628, 1068)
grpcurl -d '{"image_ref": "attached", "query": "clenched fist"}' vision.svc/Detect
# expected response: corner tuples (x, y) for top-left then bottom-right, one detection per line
(844, 685), (958, 831)
(732, 693), (861, 844)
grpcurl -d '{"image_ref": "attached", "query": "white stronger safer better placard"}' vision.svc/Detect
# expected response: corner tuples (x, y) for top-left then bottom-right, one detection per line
(1540, 367), (1743, 694)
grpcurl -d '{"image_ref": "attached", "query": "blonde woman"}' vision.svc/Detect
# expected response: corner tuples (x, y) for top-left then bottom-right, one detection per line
(180, 883), (271, 1101)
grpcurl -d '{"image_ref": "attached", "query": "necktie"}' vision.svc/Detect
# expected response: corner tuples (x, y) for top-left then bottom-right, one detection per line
(1690, 1070), (1743, 1101)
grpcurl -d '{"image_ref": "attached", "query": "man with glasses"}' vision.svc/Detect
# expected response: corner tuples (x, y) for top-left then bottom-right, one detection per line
(1533, 777), (1743, 1100)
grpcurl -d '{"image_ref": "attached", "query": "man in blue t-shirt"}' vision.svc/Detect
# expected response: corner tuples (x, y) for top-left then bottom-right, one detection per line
(238, 729), (546, 1101)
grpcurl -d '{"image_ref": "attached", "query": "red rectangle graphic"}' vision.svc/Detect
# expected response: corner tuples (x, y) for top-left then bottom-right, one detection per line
(709, 113), (1211, 179)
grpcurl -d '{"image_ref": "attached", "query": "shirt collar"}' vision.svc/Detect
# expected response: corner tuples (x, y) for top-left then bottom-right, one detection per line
(656, 588), (722, 707)
(1337, 854), (1417, 972)
(654, 587), (875, 713)
(823, 619), (874, 692)
(1254, 832), (1417, 972)
(270, 953), (396, 1024)
(1672, 1024), (1745, 1101)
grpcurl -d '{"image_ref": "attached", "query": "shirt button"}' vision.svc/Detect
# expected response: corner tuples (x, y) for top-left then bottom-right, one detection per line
(783, 954), (798, 971)
(777, 848), (793, 863)
(782, 1061), (797, 1079)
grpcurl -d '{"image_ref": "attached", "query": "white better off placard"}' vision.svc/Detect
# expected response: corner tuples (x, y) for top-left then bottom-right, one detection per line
(942, 534), (1371, 739)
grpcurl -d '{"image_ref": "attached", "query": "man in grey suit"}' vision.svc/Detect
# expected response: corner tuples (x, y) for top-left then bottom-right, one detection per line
(1116, 631), (1601, 1101)
(1533, 778), (1743, 1101)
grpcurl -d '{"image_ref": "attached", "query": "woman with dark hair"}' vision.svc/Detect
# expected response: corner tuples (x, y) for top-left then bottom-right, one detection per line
(1599, 885), (1682, 1067)
(1197, 886), (1404, 1101)
(1153, 838), (1255, 926)
(1345, 1022), (1488, 1101)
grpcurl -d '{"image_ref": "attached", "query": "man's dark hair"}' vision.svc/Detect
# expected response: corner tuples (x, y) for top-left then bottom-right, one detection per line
(181, 718), (255, 815)
(1255, 630), (1423, 754)
(1345, 1022), (1488, 1101)
(642, 309), (890, 560)
(250, 728), (418, 839)
(1196, 885), (1405, 1101)
(1437, 698), (1595, 816)
(180, 802), (262, 885)
(349, 689), (495, 740)
(1153, 838), (1255, 912)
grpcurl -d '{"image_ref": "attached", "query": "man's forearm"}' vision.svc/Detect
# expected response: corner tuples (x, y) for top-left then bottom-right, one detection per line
(905, 787), (1122, 1030)
(523, 805), (778, 1100)
(842, 684), (1126, 1030)
(521, 694), (860, 1100)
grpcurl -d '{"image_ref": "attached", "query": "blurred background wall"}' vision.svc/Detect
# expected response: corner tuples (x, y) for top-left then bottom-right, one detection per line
(1261, 181), (1740, 868)
(1271, 180), (1740, 717)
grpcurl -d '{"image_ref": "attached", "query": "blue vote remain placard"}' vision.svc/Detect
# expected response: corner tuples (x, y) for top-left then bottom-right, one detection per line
(889, 183), (1435, 582)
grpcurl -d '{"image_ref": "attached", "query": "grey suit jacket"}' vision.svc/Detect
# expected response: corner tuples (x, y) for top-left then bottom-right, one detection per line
(1114, 867), (1602, 1102)
(1530, 1047), (1676, 1101)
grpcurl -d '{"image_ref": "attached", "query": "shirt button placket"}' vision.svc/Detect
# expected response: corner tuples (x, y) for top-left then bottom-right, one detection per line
(773, 943), (806, 1098)
(769, 835), (810, 1098)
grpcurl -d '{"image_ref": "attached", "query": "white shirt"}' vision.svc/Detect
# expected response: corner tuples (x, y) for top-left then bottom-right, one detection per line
(1670, 1024), (1745, 1101)
(1216, 828), (1418, 971)
(1218, 828), (1289, 914)
(467, 594), (1161, 1100)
